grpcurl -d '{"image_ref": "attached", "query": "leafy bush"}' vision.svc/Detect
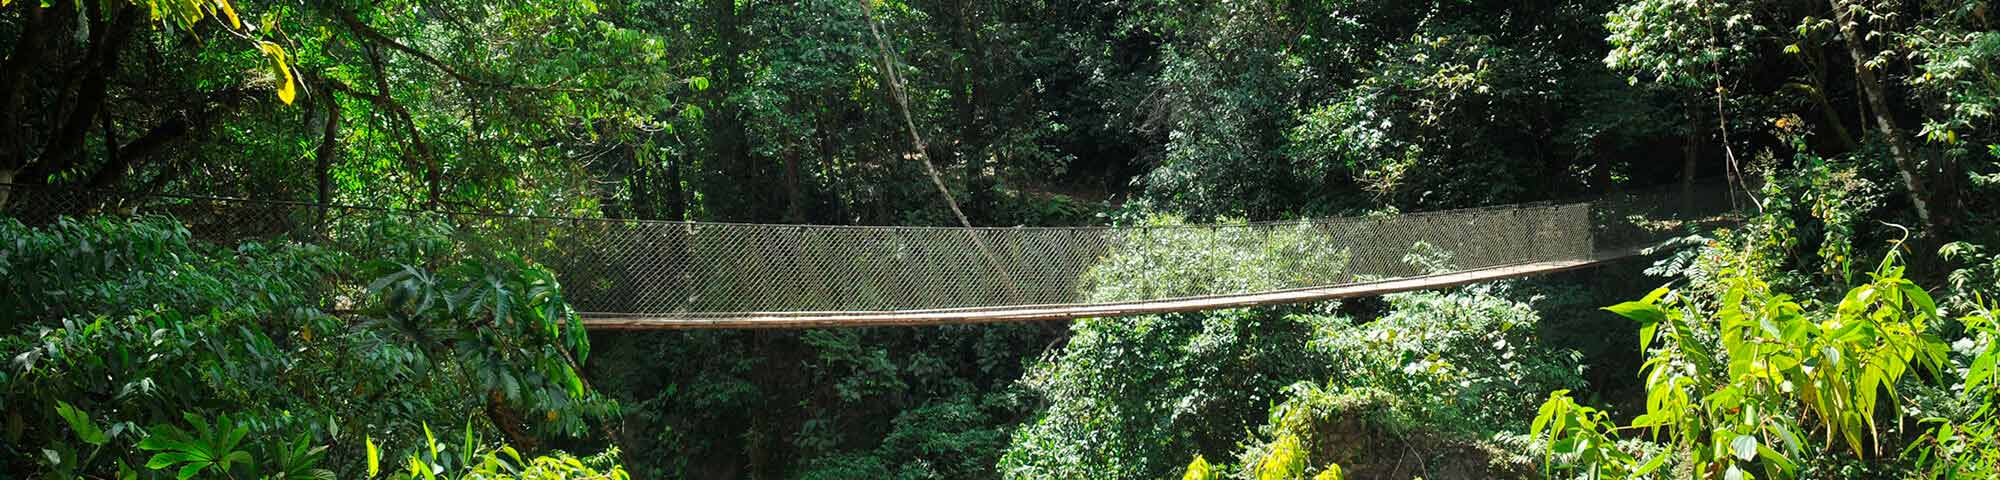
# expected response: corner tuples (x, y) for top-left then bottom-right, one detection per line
(1200, 284), (1588, 479)
(1749, 127), (1889, 286)
(1287, 32), (1568, 208)
(596, 319), (1055, 479)
(1000, 308), (1337, 480)
(1942, 241), (2000, 311)
(1528, 390), (1659, 479)
(1080, 214), (1352, 303)
(1533, 238), (2000, 479)
(1310, 285), (1589, 434)
(991, 190), (1103, 227)
(1003, 213), (1358, 477)
(0, 216), (340, 331)
(0, 215), (610, 477)
(1907, 299), (2000, 478)
(366, 423), (628, 480)
(1011, 233), (1585, 479)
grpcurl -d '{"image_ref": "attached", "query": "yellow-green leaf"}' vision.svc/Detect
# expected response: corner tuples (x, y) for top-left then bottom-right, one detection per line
(1181, 454), (1215, 480)
(365, 436), (380, 478)
(257, 41), (296, 105)
(1313, 463), (1344, 480)
(214, 0), (242, 29)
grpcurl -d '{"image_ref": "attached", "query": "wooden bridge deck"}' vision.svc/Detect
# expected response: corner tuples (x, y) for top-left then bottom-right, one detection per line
(579, 247), (1650, 330)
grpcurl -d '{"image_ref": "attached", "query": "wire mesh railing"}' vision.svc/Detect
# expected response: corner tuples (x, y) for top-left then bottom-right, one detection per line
(0, 182), (1737, 320)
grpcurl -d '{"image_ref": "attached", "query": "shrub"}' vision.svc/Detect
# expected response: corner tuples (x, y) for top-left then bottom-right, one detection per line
(1002, 214), (1354, 480)
(0, 215), (609, 477)
(1011, 227), (1591, 479)
(1213, 284), (1588, 479)
(999, 308), (1337, 480)
(1080, 214), (1351, 303)
(1533, 240), (2000, 479)
(1310, 285), (1589, 434)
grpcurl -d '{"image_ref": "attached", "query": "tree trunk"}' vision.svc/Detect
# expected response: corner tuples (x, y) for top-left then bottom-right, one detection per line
(629, 142), (654, 220)
(782, 146), (805, 222)
(817, 109), (843, 221)
(1682, 100), (1702, 212)
(36, 4), (140, 180)
(482, 393), (539, 452)
(664, 145), (686, 222)
(359, 46), (444, 208)
(0, 2), (72, 177)
(704, 0), (761, 221)
(0, 169), (14, 210)
(953, 0), (993, 221)
(1831, 0), (1943, 230)
(86, 88), (250, 190)
(315, 91), (342, 229)
(1590, 135), (1613, 193)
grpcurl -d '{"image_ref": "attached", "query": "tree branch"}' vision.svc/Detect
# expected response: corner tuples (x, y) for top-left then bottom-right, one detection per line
(315, 79), (343, 207)
(330, 6), (583, 94)
(331, 6), (487, 86)
(85, 88), (253, 188)
(324, 70), (443, 207)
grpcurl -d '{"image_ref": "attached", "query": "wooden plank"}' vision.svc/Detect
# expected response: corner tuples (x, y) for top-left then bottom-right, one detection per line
(579, 248), (1647, 330)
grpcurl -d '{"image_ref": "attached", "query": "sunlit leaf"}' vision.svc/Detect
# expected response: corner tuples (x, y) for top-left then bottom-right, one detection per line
(366, 436), (380, 478)
(257, 41), (297, 105)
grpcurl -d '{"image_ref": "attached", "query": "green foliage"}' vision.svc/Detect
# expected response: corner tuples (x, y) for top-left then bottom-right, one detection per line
(362, 248), (603, 433)
(0, 215), (609, 477)
(263, 432), (336, 480)
(1001, 214), (1356, 478)
(1080, 214), (1352, 302)
(1134, 1), (1640, 216)
(1530, 390), (1655, 479)
(1182, 454), (1219, 480)
(1311, 285), (1590, 434)
(1289, 32), (1569, 207)
(138, 413), (256, 479)
(43, 403), (341, 479)
(1240, 413), (1359, 479)
(1901, 299), (2000, 479)
(12, 0), (2000, 477)
(1943, 242), (2000, 310)
(1251, 434), (1308, 480)
(0, 216), (339, 329)
(1140, 38), (1306, 218)
(1001, 308), (1335, 480)
(1603, 0), (1760, 89)
(55, 401), (110, 447)
(1012, 237), (1587, 479)
(1738, 121), (1893, 289)
(1533, 241), (2000, 479)
(1195, 283), (1588, 479)
(362, 422), (627, 480)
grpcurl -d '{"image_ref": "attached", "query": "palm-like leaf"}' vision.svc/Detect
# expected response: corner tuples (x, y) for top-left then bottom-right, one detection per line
(137, 414), (254, 479)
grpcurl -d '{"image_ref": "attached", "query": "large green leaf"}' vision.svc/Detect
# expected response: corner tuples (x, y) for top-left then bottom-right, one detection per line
(1603, 300), (1668, 326)
(1729, 434), (1758, 461)
(54, 401), (108, 446)
(145, 452), (198, 470)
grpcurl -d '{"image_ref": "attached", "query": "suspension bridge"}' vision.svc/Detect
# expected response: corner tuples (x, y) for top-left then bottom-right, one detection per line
(1, 183), (1734, 329)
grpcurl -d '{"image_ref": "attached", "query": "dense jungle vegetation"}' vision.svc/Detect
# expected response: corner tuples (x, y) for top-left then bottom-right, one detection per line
(4, 0), (2000, 478)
